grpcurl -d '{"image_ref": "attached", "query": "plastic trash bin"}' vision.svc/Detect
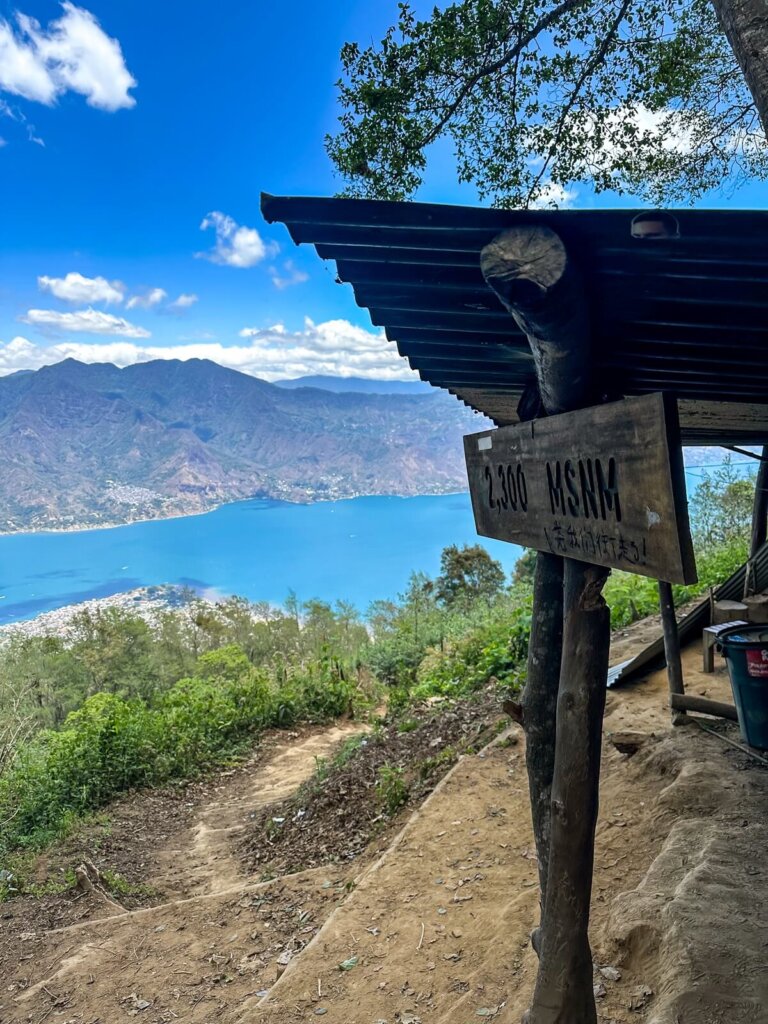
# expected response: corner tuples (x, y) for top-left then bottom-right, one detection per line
(717, 625), (768, 750)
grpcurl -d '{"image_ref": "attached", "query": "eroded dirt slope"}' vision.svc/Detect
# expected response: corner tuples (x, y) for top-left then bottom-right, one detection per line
(250, 649), (767, 1024)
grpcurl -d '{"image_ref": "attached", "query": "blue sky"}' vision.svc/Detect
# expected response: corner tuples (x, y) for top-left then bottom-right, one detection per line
(1, 1), (767, 382)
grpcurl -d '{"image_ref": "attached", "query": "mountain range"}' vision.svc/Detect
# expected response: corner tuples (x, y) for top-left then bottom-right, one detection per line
(0, 359), (489, 532)
(275, 375), (433, 395)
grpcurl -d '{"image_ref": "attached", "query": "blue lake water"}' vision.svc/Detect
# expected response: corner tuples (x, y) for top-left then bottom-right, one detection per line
(0, 494), (524, 625)
(0, 461), (753, 625)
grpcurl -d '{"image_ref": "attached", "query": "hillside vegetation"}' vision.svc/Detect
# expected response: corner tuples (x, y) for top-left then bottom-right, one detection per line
(0, 460), (754, 892)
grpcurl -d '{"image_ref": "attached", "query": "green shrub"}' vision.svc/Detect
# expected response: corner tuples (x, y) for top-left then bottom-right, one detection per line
(410, 607), (530, 703)
(0, 648), (356, 862)
(375, 763), (409, 815)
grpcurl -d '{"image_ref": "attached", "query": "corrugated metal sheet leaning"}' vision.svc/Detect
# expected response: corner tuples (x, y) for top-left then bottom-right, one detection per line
(607, 541), (768, 686)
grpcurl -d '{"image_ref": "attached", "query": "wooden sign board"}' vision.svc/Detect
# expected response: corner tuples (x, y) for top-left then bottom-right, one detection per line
(464, 393), (697, 584)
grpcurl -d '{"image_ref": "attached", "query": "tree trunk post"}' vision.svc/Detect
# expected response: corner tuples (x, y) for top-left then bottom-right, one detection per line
(520, 550), (563, 913)
(528, 559), (610, 1024)
(711, 0), (768, 137)
(659, 579), (687, 724)
(482, 225), (608, 1021)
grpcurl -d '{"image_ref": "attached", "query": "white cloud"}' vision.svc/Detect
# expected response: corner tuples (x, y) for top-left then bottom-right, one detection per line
(169, 293), (198, 310)
(0, 3), (136, 111)
(0, 336), (39, 374)
(20, 308), (151, 338)
(0, 97), (44, 145)
(38, 271), (124, 304)
(0, 318), (418, 381)
(0, 20), (55, 105)
(528, 181), (578, 210)
(270, 260), (309, 290)
(126, 287), (167, 310)
(197, 211), (276, 268)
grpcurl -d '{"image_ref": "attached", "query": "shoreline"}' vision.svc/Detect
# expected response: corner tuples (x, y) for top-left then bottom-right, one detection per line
(0, 452), (752, 540)
(0, 585), (197, 641)
(0, 489), (470, 539)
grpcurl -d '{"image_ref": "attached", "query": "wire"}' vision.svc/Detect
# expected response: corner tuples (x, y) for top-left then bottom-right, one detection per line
(692, 718), (768, 768)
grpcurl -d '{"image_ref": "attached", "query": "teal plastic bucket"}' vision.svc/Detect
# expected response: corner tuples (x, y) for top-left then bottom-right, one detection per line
(717, 625), (768, 750)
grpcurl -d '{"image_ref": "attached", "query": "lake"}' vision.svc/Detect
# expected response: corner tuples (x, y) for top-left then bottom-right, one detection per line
(0, 461), (751, 625)
(0, 493), (524, 625)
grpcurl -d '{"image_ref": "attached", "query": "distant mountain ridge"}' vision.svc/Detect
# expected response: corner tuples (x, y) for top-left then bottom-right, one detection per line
(275, 375), (433, 395)
(0, 359), (489, 532)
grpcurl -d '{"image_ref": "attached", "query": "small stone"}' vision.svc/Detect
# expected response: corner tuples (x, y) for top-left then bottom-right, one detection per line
(600, 966), (621, 982)
(629, 985), (654, 1010)
(594, 982), (607, 999)
(314, 1010), (327, 1016)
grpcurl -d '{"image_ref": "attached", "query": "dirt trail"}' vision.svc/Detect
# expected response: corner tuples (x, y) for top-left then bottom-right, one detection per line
(155, 726), (364, 900)
(2, 641), (767, 1024)
(0, 721), (365, 1024)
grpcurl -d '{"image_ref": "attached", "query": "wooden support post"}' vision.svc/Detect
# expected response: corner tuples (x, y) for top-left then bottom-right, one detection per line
(480, 226), (592, 416)
(658, 579), (686, 724)
(482, 225), (606, 1022)
(520, 550), (563, 910)
(529, 560), (610, 1024)
(745, 445), (768, 597)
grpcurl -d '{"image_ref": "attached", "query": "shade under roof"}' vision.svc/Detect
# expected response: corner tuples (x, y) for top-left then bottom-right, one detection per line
(261, 194), (768, 443)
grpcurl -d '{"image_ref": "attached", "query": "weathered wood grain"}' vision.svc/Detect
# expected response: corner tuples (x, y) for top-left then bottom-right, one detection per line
(464, 392), (697, 584)
(480, 225), (592, 415)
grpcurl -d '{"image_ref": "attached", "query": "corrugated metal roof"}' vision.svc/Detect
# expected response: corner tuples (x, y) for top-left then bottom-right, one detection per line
(261, 194), (768, 440)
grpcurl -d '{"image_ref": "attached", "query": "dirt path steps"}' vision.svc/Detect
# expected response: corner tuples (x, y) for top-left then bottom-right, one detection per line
(248, 653), (768, 1024)
(0, 722), (364, 1024)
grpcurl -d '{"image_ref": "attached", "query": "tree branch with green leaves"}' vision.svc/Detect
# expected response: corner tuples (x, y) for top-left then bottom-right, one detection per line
(326, 0), (768, 207)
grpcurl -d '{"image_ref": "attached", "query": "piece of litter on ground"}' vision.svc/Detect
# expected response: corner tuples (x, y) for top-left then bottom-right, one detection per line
(338, 956), (359, 971)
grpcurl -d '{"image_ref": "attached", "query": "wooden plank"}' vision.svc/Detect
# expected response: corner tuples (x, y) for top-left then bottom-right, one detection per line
(659, 579), (686, 723)
(678, 400), (768, 446)
(464, 392), (697, 584)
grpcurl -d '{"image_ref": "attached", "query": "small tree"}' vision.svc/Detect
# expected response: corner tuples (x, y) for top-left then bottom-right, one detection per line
(689, 458), (756, 548)
(435, 543), (506, 606)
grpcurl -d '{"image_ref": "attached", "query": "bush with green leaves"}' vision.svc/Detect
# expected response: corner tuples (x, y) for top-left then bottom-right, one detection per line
(0, 645), (357, 860)
(375, 763), (409, 815)
(411, 604), (531, 703)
